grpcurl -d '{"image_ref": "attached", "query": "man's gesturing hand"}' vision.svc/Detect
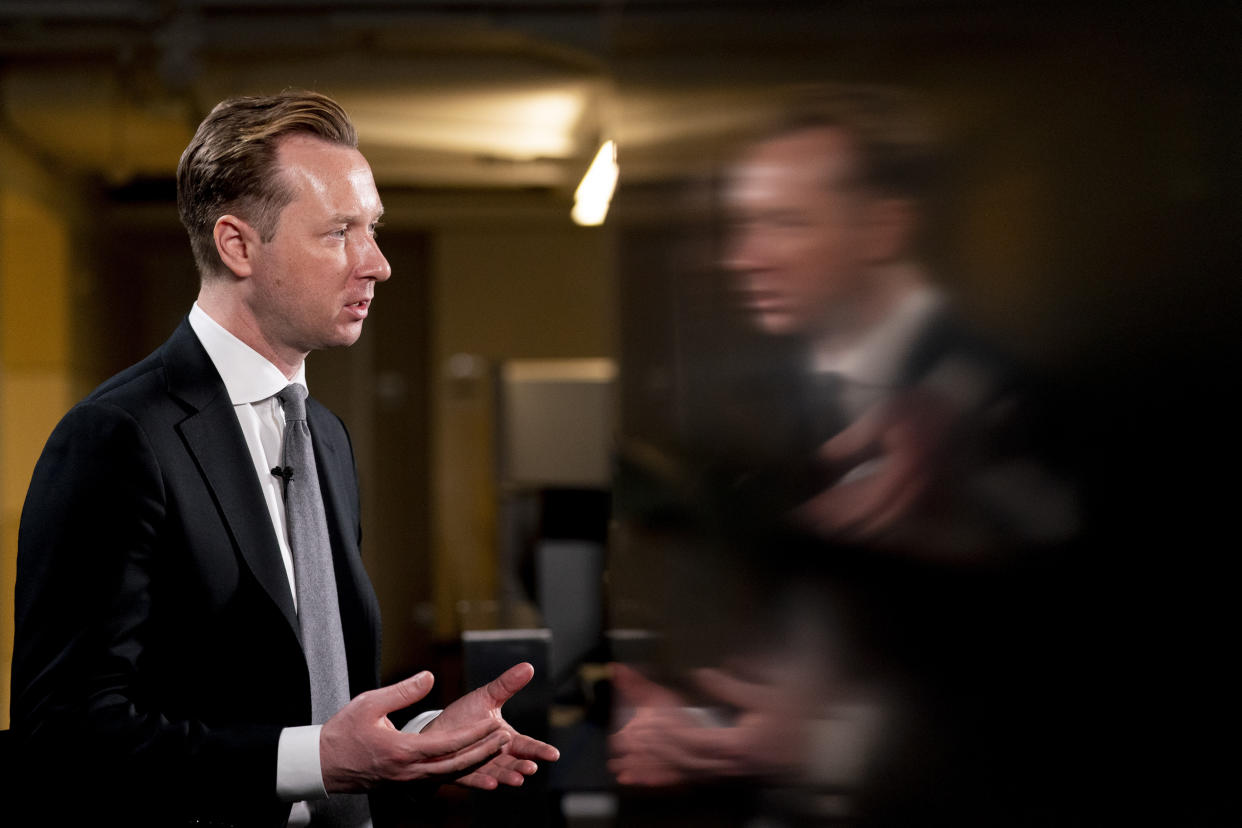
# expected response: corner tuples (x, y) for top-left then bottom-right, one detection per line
(320, 671), (511, 793)
(796, 390), (955, 541)
(609, 663), (809, 786)
(422, 662), (561, 790)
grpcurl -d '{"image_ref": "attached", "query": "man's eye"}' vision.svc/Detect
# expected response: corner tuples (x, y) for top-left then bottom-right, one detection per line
(329, 228), (347, 239)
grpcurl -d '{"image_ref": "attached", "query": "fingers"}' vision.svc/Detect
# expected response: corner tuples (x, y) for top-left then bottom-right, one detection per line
(795, 459), (920, 539)
(482, 662), (535, 706)
(395, 729), (511, 782)
(610, 746), (689, 786)
(806, 393), (951, 539)
(691, 667), (767, 711)
(817, 402), (888, 467)
(505, 732), (560, 762)
(361, 670), (434, 715)
(611, 719), (716, 785)
(456, 753), (539, 789)
(412, 715), (504, 758)
(614, 764), (686, 786)
(485, 752), (540, 777)
(455, 769), (502, 790)
(609, 662), (643, 701)
(657, 733), (738, 774)
(794, 479), (867, 536)
(449, 730), (556, 791)
(321, 692), (504, 792)
(857, 462), (930, 537)
(612, 711), (746, 783)
(610, 662), (673, 707)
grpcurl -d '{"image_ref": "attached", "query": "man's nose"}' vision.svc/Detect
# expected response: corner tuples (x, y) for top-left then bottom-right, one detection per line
(723, 225), (764, 273)
(358, 235), (392, 282)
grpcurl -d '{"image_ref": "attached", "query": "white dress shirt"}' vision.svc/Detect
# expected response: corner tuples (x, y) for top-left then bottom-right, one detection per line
(188, 304), (328, 818)
(810, 281), (947, 420)
(188, 305), (440, 825)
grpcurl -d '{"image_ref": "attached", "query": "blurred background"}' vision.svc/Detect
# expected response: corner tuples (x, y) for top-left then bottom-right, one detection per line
(1, 1), (1238, 825)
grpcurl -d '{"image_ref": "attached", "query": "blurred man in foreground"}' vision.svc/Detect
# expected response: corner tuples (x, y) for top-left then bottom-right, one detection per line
(610, 85), (1079, 826)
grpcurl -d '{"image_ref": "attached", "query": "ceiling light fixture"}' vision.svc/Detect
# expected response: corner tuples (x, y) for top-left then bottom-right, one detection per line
(571, 140), (618, 226)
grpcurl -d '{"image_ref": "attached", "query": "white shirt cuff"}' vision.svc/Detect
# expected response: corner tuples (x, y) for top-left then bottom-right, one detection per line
(402, 710), (442, 734)
(277, 725), (328, 802)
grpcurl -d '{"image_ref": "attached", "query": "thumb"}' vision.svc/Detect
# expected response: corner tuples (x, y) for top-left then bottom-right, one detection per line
(692, 667), (768, 711)
(484, 662), (534, 706)
(610, 662), (662, 705)
(367, 670), (434, 714)
(818, 403), (886, 467)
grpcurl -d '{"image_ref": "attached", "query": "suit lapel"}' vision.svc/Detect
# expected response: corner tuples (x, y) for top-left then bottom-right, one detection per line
(162, 321), (301, 640)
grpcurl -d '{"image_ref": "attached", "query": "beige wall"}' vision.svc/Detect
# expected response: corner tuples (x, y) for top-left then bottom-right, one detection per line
(0, 135), (88, 728)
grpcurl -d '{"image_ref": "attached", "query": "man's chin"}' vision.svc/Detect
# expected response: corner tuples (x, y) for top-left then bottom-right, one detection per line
(746, 310), (805, 337)
(316, 328), (365, 351)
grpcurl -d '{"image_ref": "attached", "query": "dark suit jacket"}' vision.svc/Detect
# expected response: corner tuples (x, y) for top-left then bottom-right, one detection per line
(10, 319), (382, 827)
(616, 301), (1083, 826)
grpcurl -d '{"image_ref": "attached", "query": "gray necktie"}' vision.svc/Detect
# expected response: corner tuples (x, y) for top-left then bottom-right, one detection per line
(277, 383), (369, 826)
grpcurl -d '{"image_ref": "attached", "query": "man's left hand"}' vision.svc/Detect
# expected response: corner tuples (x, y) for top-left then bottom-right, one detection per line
(609, 663), (808, 785)
(422, 662), (561, 789)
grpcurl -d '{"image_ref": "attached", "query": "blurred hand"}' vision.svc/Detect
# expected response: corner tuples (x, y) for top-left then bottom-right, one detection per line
(609, 663), (807, 786)
(320, 670), (511, 793)
(423, 662), (561, 790)
(796, 390), (955, 540)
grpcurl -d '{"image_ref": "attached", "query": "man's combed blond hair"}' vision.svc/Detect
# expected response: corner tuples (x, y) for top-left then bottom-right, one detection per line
(176, 90), (358, 279)
(761, 83), (943, 202)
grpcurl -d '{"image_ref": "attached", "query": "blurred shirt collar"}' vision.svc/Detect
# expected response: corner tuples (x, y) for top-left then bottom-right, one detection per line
(812, 276), (945, 389)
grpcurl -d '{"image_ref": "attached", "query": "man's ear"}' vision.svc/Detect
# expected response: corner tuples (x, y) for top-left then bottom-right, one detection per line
(213, 214), (261, 278)
(860, 197), (918, 263)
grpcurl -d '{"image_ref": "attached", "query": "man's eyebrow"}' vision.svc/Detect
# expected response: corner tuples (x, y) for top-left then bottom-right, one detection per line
(331, 209), (385, 224)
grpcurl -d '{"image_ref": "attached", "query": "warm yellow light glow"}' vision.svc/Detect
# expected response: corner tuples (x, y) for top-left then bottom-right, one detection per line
(572, 140), (618, 226)
(349, 86), (587, 159)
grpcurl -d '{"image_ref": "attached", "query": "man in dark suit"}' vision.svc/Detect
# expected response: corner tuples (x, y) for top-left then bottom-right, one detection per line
(610, 85), (1079, 825)
(10, 90), (556, 826)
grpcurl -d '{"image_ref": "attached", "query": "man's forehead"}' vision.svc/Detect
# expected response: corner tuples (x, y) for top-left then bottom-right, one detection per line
(274, 134), (380, 208)
(731, 126), (858, 193)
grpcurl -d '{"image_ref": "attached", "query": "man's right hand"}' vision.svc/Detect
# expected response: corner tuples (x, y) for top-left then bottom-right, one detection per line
(319, 671), (510, 793)
(795, 390), (954, 543)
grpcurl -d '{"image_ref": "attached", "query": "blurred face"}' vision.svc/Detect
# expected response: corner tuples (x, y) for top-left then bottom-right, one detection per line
(247, 134), (391, 366)
(723, 127), (872, 336)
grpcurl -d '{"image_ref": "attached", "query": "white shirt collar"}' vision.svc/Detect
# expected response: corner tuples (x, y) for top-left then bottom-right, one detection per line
(811, 280), (945, 388)
(188, 302), (307, 405)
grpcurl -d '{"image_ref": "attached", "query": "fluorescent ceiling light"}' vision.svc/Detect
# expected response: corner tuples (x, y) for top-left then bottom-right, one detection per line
(571, 140), (618, 226)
